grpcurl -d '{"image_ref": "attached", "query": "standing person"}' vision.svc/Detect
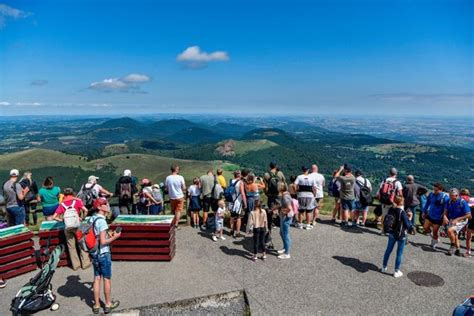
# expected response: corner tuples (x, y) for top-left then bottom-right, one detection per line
(276, 182), (294, 259)
(3, 169), (29, 226)
(228, 170), (247, 238)
(216, 168), (227, 189)
(354, 170), (372, 226)
(309, 164), (325, 224)
(334, 164), (356, 228)
(150, 184), (164, 215)
(245, 173), (265, 214)
(165, 165), (186, 228)
(460, 189), (473, 257)
(38, 176), (60, 221)
(199, 169), (215, 230)
(188, 178), (202, 229)
(288, 175), (297, 199)
(212, 199), (226, 241)
(377, 168), (403, 232)
(422, 182), (449, 249)
(403, 175), (428, 227)
(294, 166), (317, 230)
(329, 171), (341, 223)
(78, 176), (113, 213)
(263, 161), (286, 209)
(19, 172), (39, 226)
(246, 200), (268, 261)
(137, 179), (161, 215)
(381, 196), (414, 278)
(90, 198), (121, 315)
(53, 188), (91, 271)
(443, 188), (472, 256)
(115, 169), (137, 215)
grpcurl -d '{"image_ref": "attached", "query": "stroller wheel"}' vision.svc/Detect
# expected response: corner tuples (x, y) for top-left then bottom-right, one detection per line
(50, 303), (60, 311)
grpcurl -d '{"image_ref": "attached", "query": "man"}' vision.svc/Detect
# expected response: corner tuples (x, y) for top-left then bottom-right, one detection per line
(90, 198), (121, 314)
(165, 165), (186, 228)
(19, 172), (39, 226)
(354, 170), (372, 226)
(3, 169), (29, 226)
(216, 168), (227, 189)
(53, 188), (91, 271)
(78, 176), (113, 213)
(443, 188), (471, 256)
(200, 169), (216, 230)
(115, 169), (137, 215)
(334, 164), (356, 228)
(377, 168), (403, 233)
(422, 182), (449, 249)
(264, 162), (286, 209)
(294, 166), (317, 230)
(403, 175), (428, 226)
(229, 170), (247, 238)
(309, 164), (325, 224)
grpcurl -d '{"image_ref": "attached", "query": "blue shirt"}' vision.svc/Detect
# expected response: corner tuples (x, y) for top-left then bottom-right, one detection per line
(91, 214), (110, 255)
(423, 192), (449, 220)
(446, 199), (470, 220)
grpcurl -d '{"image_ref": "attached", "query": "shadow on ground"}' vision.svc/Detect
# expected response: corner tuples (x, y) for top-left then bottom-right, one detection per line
(332, 256), (379, 273)
(57, 275), (94, 308)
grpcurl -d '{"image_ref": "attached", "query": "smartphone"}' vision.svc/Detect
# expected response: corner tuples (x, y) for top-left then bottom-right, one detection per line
(115, 226), (122, 233)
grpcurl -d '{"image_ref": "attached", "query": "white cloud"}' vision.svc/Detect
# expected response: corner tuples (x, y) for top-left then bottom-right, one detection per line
(16, 102), (41, 106)
(177, 46), (229, 68)
(0, 101), (10, 106)
(90, 103), (112, 107)
(89, 78), (128, 91)
(122, 74), (150, 83)
(0, 4), (32, 29)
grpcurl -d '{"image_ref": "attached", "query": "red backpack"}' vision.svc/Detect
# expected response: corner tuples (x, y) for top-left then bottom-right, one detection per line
(379, 179), (399, 205)
(75, 217), (102, 253)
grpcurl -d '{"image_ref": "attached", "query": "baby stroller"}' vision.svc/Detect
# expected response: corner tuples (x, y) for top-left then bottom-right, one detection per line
(10, 244), (64, 315)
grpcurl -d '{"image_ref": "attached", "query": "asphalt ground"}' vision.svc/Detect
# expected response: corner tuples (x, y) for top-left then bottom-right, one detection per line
(1, 217), (473, 315)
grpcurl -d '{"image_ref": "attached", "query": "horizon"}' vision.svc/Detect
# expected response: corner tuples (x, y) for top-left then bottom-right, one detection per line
(1, 0), (473, 116)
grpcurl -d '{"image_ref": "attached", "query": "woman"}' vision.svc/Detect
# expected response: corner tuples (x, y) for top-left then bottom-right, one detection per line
(276, 182), (294, 259)
(38, 176), (60, 221)
(245, 173), (265, 214)
(137, 179), (160, 215)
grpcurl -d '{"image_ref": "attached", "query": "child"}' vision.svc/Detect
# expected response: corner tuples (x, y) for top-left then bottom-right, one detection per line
(246, 200), (268, 261)
(187, 178), (201, 229)
(213, 199), (226, 241)
(381, 196), (414, 278)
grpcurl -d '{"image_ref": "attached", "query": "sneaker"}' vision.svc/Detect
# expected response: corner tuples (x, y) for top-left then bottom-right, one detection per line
(331, 218), (336, 224)
(251, 256), (257, 262)
(201, 225), (207, 230)
(393, 270), (403, 278)
(0, 279), (7, 288)
(212, 235), (218, 242)
(104, 300), (120, 314)
(278, 254), (291, 259)
(232, 231), (237, 238)
(463, 252), (471, 258)
(261, 255), (267, 261)
(448, 246), (456, 256)
(277, 249), (286, 254)
(305, 224), (314, 230)
(341, 221), (347, 227)
(219, 236), (226, 241)
(380, 266), (387, 273)
(454, 249), (461, 256)
(360, 222), (366, 227)
(297, 223), (304, 229)
(430, 238), (439, 249)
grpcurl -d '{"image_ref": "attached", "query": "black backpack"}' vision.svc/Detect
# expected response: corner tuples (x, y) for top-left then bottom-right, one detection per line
(267, 173), (280, 196)
(119, 183), (132, 200)
(77, 183), (97, 208)
(383, 207), (403, 238)
(357, 178), (373, 207)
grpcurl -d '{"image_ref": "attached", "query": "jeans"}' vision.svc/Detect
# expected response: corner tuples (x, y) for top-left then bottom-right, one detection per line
(149, 204), (163, 215)
(92, 252), (112, 279)
(24, 203), (38, 225)
(407, 204), (420, 226)
(280, 215), (292, 255)
(253, 227), (266, 254)
(383, 234), (406, 270)
(7, 206), (26, 226)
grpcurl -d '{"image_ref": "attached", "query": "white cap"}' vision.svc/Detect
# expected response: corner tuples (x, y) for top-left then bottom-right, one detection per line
(88, 175), (99, 183)
(124, 169), (131, 177)
(10, 169), (19, 177)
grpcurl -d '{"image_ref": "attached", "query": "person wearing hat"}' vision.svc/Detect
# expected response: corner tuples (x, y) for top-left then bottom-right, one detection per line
(137, 179), (162, 215)
(422, 182), (449, 249)
(78, 175), (113, 212)
(294, 165), (317, 230)
(377, 167), (403, 233)
(115, 170), (137, 215)
(90, 197), (121, 314)
(334, 164), (356, 228)
(3, 169), (29, 226)
(443, 188), (472, 256)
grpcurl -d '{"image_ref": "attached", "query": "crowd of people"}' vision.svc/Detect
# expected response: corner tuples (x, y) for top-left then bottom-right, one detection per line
(1, 162), (473, 312)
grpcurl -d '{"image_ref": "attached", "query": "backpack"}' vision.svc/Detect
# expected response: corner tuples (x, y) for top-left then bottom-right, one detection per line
(119, 182), (132, 200)
(63, 200), (81, 230)
(212, 176), (224, 200)
(152, 188), (163, 202)
(383, 207), (403, 239)
(77, 183), (97, 208)
(357, 178), (373, 207)
(328, 178), (340, 197)
(379, 179), (400, 205)
(224, 180), (239, 203)
(76, 217), (102, 253)
(267, 173), (280, 196)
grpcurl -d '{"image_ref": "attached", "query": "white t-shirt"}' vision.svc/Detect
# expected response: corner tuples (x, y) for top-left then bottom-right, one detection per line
(294, 174), (316, 198)
(310, 172), (325, 199)
(379, 176), (402, 192)
(188, 184), (201, 197)
(165, 174), (185, 199)
(356, 176), (372, 191)
(84, 182), (103, 198)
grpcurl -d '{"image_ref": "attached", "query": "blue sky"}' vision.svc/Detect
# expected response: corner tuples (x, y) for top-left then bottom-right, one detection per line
(0, 0), (472, 116)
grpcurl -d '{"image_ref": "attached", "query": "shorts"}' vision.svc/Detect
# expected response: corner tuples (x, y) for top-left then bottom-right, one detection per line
(381, 204), (392, 217)
(202, 196), (213, 213)
(189, 196), (201, 211)
(354, 201), (368, 212)
(92, 252), (112, 279)
(425, 215), (443, 226)
(298, 197), (315, 211)
(229, 199), (243, 218)
(267, 196), (279, 209)
(170, 198), (184, 212)
(449, 219), (468, 234)
(42, 204), (59, 216)
(468, 218), (474, 230)
(215, 218), (224, 231)
(340, 199), (356, 211)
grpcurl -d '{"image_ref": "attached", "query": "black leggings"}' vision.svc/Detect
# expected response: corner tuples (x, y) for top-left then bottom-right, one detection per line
(253, 227), (266, 255)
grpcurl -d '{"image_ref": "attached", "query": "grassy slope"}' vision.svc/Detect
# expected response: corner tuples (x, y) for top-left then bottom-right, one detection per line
(0, 149), (90, 170)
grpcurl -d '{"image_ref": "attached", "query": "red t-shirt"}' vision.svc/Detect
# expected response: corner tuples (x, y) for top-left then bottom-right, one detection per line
(55, 197), (84, 216)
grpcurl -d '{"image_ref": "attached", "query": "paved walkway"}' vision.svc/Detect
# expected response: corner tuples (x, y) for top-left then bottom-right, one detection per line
(1, 218), (473, 315)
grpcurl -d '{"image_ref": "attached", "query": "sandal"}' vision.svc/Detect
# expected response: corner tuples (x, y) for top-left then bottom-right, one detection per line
(92, 306), (100, 314)
(104, 300), (120, 314)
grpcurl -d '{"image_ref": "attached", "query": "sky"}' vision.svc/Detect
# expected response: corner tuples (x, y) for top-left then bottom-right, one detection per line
(0, 0), (473, 117)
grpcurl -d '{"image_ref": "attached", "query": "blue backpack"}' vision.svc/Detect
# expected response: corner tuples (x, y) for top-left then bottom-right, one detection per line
(224, 180), (239, 203)
(328, 179), (340, 198)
